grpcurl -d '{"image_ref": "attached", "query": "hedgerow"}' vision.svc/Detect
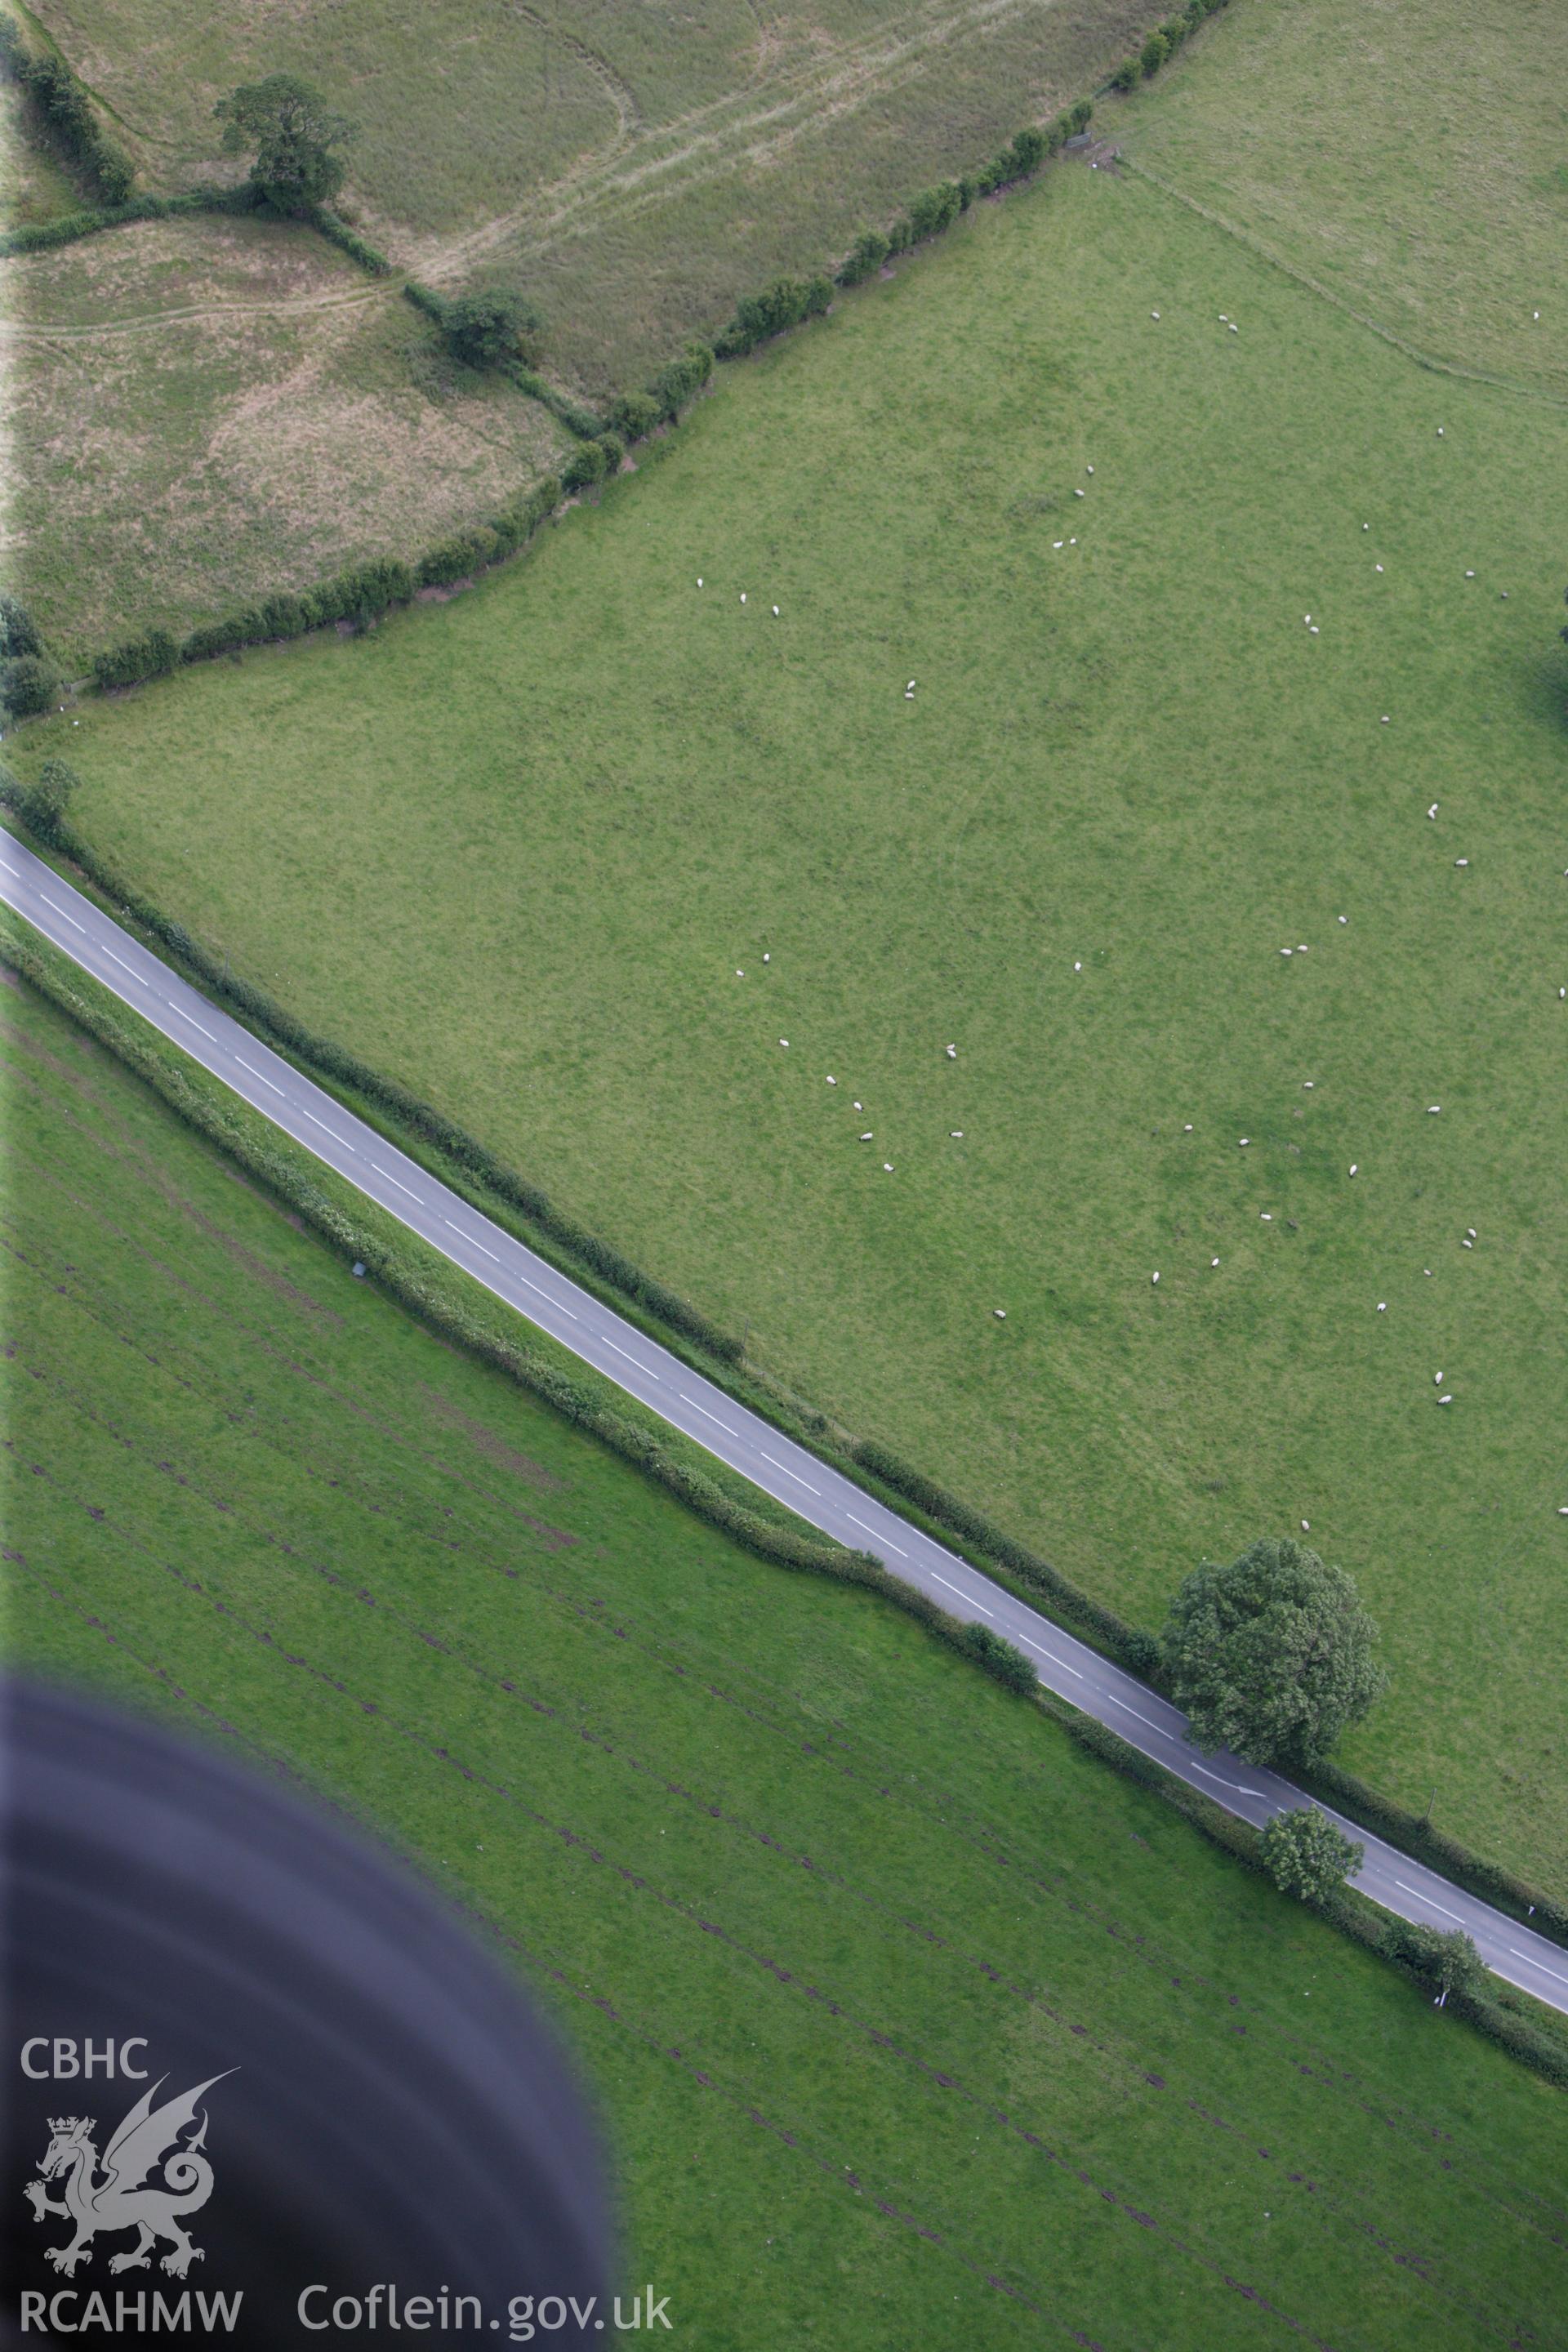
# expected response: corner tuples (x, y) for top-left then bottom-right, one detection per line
(85, 480), (562, 687)
(1296, 1756), (1568, 1946)
(0, 10), (134, 203)
(91, 628), (177, 692)
(831, 103), (1091, 291)
(1050, 1702), (1568, 2091)
(0, 180), (264, 260)
(715, 273), (832, 359)
(306, 203), (392, 275)
(849, 1434), (1160, 1679)
(1106, 0), (1231, 99)
(0, 914), (1055, 1716)
(0, 800), (742, 1365)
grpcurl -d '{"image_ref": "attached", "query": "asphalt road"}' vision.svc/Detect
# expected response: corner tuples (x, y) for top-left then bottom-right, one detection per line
(4, 826), (1566, 2018)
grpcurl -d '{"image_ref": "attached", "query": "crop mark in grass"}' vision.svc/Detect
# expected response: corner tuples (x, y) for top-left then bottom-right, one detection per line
(24, 1373), (1568, 2295)
(0, 280), (391, 345)
(13, 1271), (1561, 2249)
(1120, 159), (1568, 412)
(426, 0), (1047, 281)
(13, 1540), (1376, 2345)
(35, 1405), (1544, 2294)
(4, 1200), (500, 1522)
(417, 1386), (568, 1494)
(509, 4), (643, 143)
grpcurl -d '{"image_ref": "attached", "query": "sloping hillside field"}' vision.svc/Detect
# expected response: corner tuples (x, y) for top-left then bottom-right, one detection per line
(38, 136), (1568, 1889)
(30, 0), (1174, 389)
(6, 964), (1568, 2350)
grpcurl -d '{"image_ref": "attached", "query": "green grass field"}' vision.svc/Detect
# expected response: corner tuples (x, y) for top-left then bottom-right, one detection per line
(1117, 0), (1568, 399)
(28, 125), (1568, 1890)
(2, 212), (571, 666)
(6, 961), (1568, 2351)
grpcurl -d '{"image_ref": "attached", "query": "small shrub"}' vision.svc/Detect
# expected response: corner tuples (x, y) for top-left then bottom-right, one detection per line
(0, 595), (42, 662)
(443, 287), (542, 371)
(561, 440), (609, 494)
(960, 1623), (1038, 1694)
(11, 755), (81, 843)
(1109, 58), (1140, 92)
(181, 609), (264, 663)
(596, 430), (627, 473)
(1258, 1807), (1363, 1905)
(646, 342), (713, 421)
(608, 390), (661, 443)
(1388, 1922), (1489, 2001)
(841, 230), (889, 285)
(1140, 31), (1170, 75)
(1, 653), (60, 718)
(490, 474), (562, 555)
(1006, 125), (1049, 178)
(259, 592), (310, 640)
(94, 141), (135, 204)
(906, 180), (963, 243)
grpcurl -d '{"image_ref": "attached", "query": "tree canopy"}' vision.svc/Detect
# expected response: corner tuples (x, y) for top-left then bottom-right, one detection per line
(1258, 1806), (1363, 1905)
(1392, 1923), (1487, 2002)
(1162, 1535), (1388, 1768)
(214, 75), (356, 214)
(442, 290), (542, 372)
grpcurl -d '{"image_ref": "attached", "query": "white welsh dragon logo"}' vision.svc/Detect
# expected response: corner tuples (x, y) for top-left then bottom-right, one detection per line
(24, 2074), (232, 2279)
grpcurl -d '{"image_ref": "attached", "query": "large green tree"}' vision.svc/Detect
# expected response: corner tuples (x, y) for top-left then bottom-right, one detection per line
(214, 75), (356, 213)
(1162, 1535), (1388, 1768)
(1258, 1806), (1363, 1905)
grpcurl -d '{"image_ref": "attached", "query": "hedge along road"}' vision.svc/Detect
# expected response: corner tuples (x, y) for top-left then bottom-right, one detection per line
(5, 824), (1567, 2020)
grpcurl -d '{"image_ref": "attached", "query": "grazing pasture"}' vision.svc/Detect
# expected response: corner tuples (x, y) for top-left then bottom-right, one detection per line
(1118, 0), (1568, 399)
(6, 964), (1567, 2351)
(29, 146), (1568, 1889)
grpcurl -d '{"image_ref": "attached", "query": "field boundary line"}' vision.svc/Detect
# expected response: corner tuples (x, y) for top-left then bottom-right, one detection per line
(1120, 156), (1568, 410)
(5, 804), (1568, 1965)
(7, 881), (1568, 2087)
